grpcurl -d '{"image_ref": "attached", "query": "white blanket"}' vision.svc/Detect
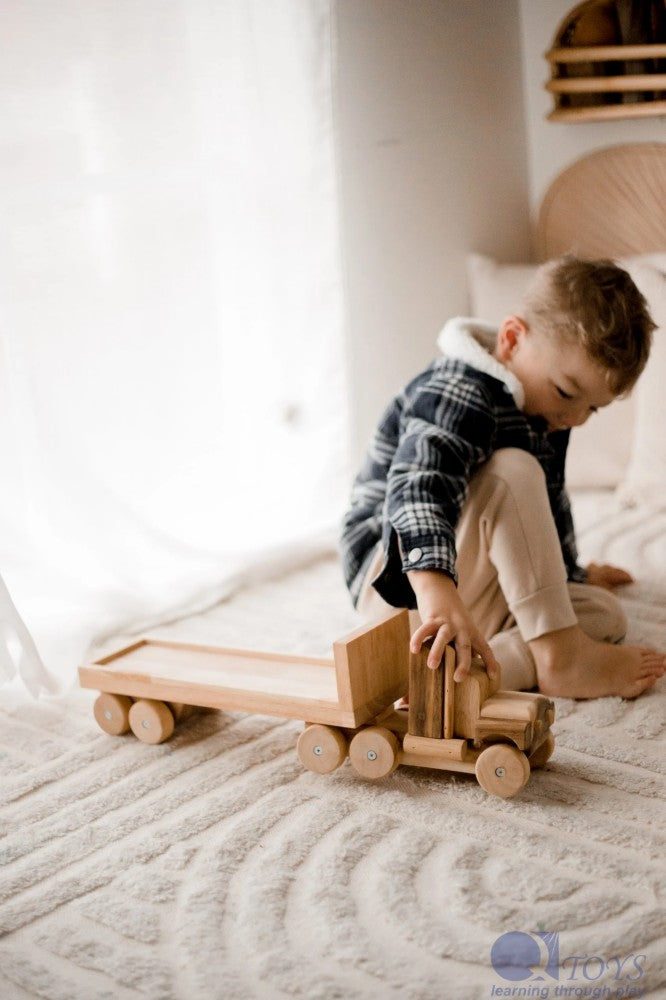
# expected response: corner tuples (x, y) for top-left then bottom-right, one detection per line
(1, 493), (664, 999)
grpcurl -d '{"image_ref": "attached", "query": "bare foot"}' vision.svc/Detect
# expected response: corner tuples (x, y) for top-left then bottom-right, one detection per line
(529, 625), (666, 699)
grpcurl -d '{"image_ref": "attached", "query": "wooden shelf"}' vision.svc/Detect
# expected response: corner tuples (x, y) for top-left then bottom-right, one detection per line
(547, 74), (666, 93)
(545, 42), (666, 123)
(546, 43), (666, 64)
(548, 100), (666, 122)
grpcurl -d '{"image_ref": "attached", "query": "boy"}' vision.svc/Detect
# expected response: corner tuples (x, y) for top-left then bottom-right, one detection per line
(340, 257), (666, 699)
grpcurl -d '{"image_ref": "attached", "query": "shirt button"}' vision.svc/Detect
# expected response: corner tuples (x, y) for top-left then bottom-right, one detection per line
(408, 547), (423, 563)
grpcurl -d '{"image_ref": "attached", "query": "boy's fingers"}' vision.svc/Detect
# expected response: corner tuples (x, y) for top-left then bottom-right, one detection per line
(476, 638), (500, 678)
(411, 621), (500, 682)
(453, 635), (472, 681)
(410, 621), (457, 670)
(410, 620), (440, 652)
(427, 626), (454, 669)
(409, 620), (449, 656)
(409, 624), (429, 654)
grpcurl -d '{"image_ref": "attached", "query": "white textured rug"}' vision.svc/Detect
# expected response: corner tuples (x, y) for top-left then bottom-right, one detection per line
(1, 497), (665, 1000)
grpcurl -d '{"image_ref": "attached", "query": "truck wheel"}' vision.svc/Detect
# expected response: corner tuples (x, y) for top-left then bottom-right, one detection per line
(297, 724), (347, 774)
(94, 693), (133, 736)
(475, 744), (530, 798)
(128, 699), (175, 744)
(349, 727), (399, 779)
(529, 732), (555, 768)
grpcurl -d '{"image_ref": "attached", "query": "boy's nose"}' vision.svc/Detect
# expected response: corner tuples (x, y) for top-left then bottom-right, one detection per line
(565, 405), (591, 429)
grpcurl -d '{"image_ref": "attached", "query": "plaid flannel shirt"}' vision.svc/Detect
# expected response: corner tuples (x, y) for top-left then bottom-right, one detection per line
(340, 354), (586, 609)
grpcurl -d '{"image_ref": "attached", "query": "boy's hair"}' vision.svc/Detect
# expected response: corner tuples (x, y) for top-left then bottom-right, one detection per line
(519, 255), (655, 396)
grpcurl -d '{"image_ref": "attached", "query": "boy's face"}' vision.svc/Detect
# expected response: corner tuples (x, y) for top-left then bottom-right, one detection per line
(496, 317), (616, 432)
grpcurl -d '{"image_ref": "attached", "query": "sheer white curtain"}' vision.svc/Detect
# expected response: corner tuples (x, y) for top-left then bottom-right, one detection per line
(0, 0), (348, 691)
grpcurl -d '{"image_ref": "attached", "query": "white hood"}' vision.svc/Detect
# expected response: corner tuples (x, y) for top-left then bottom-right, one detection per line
(437, 316), (525, 410)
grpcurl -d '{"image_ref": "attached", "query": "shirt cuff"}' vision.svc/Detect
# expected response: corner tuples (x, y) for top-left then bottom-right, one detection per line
(398, 535), (457, 580)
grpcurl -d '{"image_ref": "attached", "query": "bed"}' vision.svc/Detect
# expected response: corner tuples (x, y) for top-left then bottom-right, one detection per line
(1, 144), (665, 1000)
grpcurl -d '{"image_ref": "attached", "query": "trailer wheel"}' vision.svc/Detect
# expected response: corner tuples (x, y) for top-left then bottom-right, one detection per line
(128, 699), (175, 744)
(94, 693), (133, 736)
(528, 732), (555, 768)
(475, 744), (530, 798)
(349, 727), (399, 780)
(297, 724), (347, 774)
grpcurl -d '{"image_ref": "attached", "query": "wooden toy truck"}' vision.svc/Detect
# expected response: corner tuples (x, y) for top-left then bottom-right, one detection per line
(79, 609), (555, 799)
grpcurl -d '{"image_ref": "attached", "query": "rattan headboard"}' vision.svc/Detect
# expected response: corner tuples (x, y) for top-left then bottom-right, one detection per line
(536, 143), (666, 261)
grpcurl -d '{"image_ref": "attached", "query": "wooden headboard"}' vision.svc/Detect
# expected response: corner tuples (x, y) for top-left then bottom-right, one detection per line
(536, 143), (666, 261)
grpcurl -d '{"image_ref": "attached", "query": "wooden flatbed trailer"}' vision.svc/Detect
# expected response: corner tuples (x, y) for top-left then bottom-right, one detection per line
(79, 609), (555, 798)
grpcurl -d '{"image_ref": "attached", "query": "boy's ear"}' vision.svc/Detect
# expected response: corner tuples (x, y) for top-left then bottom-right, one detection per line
(496, 316), (528, 361)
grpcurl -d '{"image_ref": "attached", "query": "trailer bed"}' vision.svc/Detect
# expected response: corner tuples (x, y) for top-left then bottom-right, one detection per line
(79, 609), (411, 729)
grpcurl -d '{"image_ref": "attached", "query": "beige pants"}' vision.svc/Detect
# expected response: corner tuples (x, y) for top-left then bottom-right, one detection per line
(357, 448), (627, 690)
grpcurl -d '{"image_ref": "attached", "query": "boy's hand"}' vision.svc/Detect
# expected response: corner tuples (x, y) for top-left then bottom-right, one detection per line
(407, 569), (500, 682)
(587, 562), (634, 590)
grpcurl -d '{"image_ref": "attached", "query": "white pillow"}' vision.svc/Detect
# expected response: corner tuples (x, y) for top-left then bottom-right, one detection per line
(466, 253), (665, 493)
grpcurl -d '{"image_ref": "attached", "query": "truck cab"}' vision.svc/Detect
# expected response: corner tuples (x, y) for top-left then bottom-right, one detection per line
(299, 613), (556, 798)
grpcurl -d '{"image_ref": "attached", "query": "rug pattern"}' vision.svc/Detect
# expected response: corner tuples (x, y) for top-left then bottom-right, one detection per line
(1, 501), (665, 1000)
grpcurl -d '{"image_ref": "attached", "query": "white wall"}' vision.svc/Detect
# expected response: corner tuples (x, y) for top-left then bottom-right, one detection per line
(334, 0), (531, 465)
(519, 0), (666, 219)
